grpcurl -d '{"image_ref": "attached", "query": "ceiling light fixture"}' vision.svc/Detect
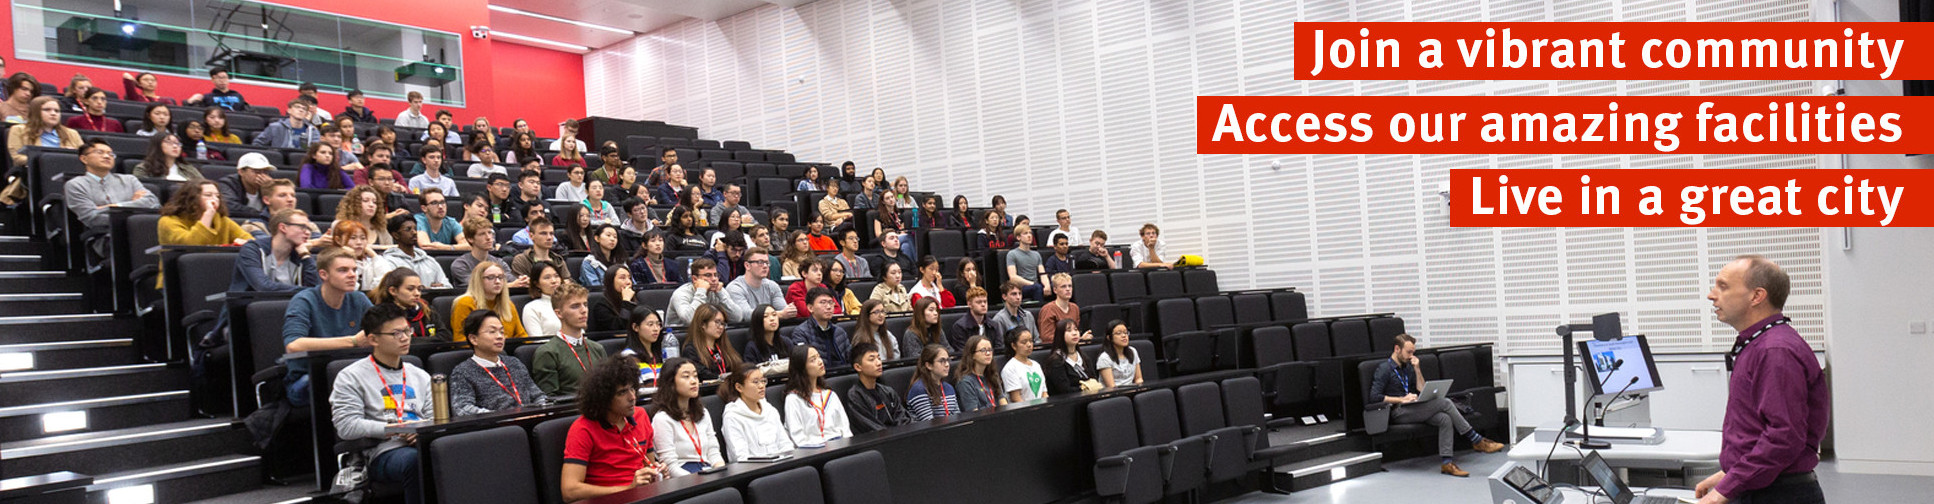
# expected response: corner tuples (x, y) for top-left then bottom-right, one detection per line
(488, 5), (634, 35)
(491, 31), (592, 52)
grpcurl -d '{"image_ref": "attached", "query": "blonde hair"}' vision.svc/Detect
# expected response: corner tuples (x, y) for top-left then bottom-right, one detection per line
(463, 262), (516, 321)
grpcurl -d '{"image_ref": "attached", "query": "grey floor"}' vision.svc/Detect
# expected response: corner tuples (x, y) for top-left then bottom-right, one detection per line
(1217, 454), (1934, 504)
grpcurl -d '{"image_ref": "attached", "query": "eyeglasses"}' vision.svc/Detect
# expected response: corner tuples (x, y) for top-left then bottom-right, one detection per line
(476, 328), (505, 337)
(746, 378), (769, 386)
(378, 329), (412, 339)
(482, 274), (506, 282)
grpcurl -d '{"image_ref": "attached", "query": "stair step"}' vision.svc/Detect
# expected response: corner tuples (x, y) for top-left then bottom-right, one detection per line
(84, 455), (265, 504)
(0, 292), (89, 316)
(0, 391), (192, 443)
(0, 236), (51, 256)
(1269, 424), (1355, 461)
(0, 314), (138, 344)
(0, 363), (187, 407)
(1275, 451), (1384, 492)
(0, 419), (251, 476)
(0, 273), (87, 294)
(0, 338), (136, 372)
(0, 254), (43, 271)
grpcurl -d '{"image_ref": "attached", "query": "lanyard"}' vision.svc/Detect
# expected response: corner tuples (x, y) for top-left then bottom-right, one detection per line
(810, 390), (832, 436)
(560, 336), (589, 372)
(481, 361), (523, 407)
(972, 375), (996, 406)
(1392, 359), (1411, 393)
(709, 345), (728, 374)
(370, 356), (407, 421)
(1726, 317), (1790, 372)
(681, 420), (706, 464)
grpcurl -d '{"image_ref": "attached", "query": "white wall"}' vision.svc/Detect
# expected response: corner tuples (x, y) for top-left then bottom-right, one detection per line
(586, 0), (1828, 358)
(1824, 0), (1934, 477)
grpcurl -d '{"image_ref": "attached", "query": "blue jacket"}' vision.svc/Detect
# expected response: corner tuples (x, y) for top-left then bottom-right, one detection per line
(786, 321), (852, 369)
(229, 236), (318, 293)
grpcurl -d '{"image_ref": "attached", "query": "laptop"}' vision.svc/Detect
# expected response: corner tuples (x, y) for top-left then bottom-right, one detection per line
(1411, 379), (1455, 403)
(1581, 450), (1678, 504)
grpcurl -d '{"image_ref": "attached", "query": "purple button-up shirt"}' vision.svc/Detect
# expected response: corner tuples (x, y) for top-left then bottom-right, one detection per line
(1718, 314), (1830, 498)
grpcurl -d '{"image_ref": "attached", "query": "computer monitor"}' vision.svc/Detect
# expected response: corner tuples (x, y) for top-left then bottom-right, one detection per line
(1577, 334), (1663, 397)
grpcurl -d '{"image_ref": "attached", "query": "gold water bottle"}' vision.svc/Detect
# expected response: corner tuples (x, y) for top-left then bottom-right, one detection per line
(431, 374), (450, 422)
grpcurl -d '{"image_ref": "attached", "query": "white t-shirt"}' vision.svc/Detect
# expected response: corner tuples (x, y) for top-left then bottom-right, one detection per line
(1095, 347), (1140, 387)
(549, 138), (587, 153)
(521, 297), (560, 337)
(1001, 358), (1047, 401)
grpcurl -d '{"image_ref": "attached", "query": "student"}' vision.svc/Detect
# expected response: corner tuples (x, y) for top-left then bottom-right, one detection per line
(1005, 224), (1046, 300)
(1043, 320), (1097, 396)
(134, 103), (173, 137)
(332, 187), (394, 246)
(156, 180), (251, 249)
(64, 138), (159, 234)
(1045, 209), (1082, 245)
(867, 263), (913, 315)
(532, 282), (604, 396)
(1000, 328), (1047, 402)
(666, 258), (727, 327)
(231, 209), (320, 294)
(740, 305), (788, 365)
(589, 264), (635, 331)
(785, 260), (827, 317)
(778, 231), (815, 280)
(990, 195), (1013, 227)
(450, 218), (513, 289)
(663, 207), (707, 250)
(181, 69), (248, 110)
(831, 229), (871, 280)
(952, 335), (1003, 413)
(795, 165), (821, 192)
(905, 345), (959, 422)
(363, 166), (410, 215)
(1042, 235), (1076, 287)
(560, 356), (667, 501)
(407, 145), (459, 197)
(450, 262), (528, 342)
(1131, 223), (1172, 269)
(449, 310), (547, 415)
(954, 258), (982, 301)
(1037, 273), (1085, 345)
(769, 208), (793, 236)
(1073, 230), (1118, 270)
(627, 232), (684, 287)
(467, 142), (509, 178)
(946, 287), (991, 352)
(583, 179), (622, 226)
(557, 205), (595, 253)
(817, 180), (852, 229)
(851, 177), (877, 210)
(510, 217), (566, 280)
(180, 120), (225, 161)
(786, 287), (853, 369)
(594, 146), (629, 188)
(901, 298), (946, 359)
(784, 346), (853, 446)
(503, 132), (540, 166)
(805, 214), (836, 252)
(202, 107), (243, 144)
(825, 259), (861, 316)
(975, 211), (1012, 251)
(844, 343), (911, 435)
(680, 304), (744, 381)
(708, 184), (755, 229)
(695, 168), (722, 207)
(328, 221), (381, 291)
(254, 100), (318, 148)
(369, 268), (446, 341)
(119, 72), (177, 105)
(283, 248), (375, 406)
(652, 358), (725, 476)
(908, 256), (956, 308)
(63, 89), (122, 133)
(411, 189), (462, 250)
(297, 141), (351, 189)
(556, 165), (590, 203)
(986, 281), (1038, 342)
(328, 304), (430, 504)
(1095, 320), (1143, 389)
(701, 231), (744, 283)
(843, 300), (897, 362)
(340, 89), (377, 123)
(372, 218), (446, 290)
(619, 308), (673, 387)
(552, 137), (586, 168)
(429, 111), (461, 144)
(875, 232), (915, 279)
(522, 263), (565, 337)
(721, 363), (794, 462)
(909, 195), (942, 229)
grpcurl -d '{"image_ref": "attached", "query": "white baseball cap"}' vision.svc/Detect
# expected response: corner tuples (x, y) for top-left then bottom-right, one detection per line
(236, 152), (274, 170)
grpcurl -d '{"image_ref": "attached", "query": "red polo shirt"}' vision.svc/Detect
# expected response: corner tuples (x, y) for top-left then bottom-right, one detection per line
(563, 406), (654, 487)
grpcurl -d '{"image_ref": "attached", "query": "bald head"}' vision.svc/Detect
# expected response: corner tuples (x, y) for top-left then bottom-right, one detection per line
(1709, 254), (1789, 330)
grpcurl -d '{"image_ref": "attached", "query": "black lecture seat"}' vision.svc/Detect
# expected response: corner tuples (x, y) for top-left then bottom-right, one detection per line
(746, 466), (824, 504)
(1194, 296), (1234, 332)
(1153, 298), (1196, 338)
(246, 299), (293, 407)
(685, 488), (745, 504)
(174, 252), (236, 340)
(1088, 396), (1166, 504)
(514, 344), (541, 374)
(1174, 382), (1253, 485)
(532, 415), (576, 504)
(1131, 389), (1211, 498)
(1231, 293), (1272, 325)
(1219, 376), (1307, 491)
(1368, 317), (1406, 353)
(1071, 272), (1111, 305)
(1182, 269), (1218, 295)
(429, 349), (471, 377)
(1356, 359), (1434, 446)
(1330, 319), (1374, 357)
(820, 451), (891, 504)
(1108, 271), (1149, 303)
(1145, 270), (1184, 299)
(925, 230), (966, 259)
(430, 425), (540, 504)
(1270, 291), (1307, 321)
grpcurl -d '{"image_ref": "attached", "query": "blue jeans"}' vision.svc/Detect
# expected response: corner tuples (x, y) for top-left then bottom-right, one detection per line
(286, 374), (311, 407)
(372, 447), (422, 504)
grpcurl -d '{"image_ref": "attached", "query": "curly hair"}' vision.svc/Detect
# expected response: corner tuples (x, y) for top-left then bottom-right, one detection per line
(576, 354), (643, 424)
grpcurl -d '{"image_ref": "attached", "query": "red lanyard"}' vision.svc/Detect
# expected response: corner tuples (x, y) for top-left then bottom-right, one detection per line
(709, 345), (727, 374)
(972, 375), (995, 406)
(681, 420), (705, 463)
(370, 356), (407, 421)
(481, 360), (523, 407)
(809, 390), (831, 436)
(560, 336), (589, 372)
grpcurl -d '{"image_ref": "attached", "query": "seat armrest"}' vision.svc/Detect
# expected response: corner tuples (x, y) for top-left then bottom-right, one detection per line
(1364, 402), (1393, 435)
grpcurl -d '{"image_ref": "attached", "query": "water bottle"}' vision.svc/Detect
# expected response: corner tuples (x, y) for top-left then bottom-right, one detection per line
(195, 141), (207, 160)
(1113, 251), (1123, 268)
(431, 375), (450, 422)
(490, 205), (502, 224)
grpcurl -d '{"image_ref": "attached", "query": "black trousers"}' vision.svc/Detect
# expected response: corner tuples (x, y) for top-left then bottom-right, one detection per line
(1733, 473), (1824, 504)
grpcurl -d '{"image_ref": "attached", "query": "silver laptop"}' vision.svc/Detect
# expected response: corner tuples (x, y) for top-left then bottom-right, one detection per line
(1412, 379), (1454, 403)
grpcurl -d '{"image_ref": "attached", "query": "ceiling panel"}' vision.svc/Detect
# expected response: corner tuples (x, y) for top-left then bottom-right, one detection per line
(486, 0), (820, 51)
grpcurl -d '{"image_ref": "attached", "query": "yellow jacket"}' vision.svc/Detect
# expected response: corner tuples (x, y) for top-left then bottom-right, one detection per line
(450, 294), (529, 342)
(155, 215), (251, 287)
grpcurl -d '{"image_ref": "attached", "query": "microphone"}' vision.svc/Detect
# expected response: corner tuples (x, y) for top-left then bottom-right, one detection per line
(1593, 376), (1642, 426)
(1611, 358), (1624, 371)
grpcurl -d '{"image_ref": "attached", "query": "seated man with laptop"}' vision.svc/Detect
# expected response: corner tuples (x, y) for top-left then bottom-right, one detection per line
(1370, 333), (1506, 477)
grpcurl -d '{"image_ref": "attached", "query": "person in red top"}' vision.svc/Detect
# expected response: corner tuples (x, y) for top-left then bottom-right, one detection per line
(806, 214), (836, 252)
(63, 89), (123, 133)
(785, 259), (829, 318)
(560, 355), (669, 501)
(1694, 255), (1829, 504)
(120, 72), (179, 105)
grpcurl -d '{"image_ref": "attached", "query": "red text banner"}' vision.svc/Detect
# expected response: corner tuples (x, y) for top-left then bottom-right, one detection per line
(1448, 169), (1934, 227)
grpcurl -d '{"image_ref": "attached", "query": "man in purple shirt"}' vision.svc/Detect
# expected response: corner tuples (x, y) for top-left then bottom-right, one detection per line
(1696, 255), (1829, 504)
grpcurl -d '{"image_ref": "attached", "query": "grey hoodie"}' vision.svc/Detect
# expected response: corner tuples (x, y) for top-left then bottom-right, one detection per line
(330, 357), (434, 459)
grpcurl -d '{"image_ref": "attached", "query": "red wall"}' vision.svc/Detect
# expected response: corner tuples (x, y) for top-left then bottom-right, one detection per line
(0, 0), (585, 137)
